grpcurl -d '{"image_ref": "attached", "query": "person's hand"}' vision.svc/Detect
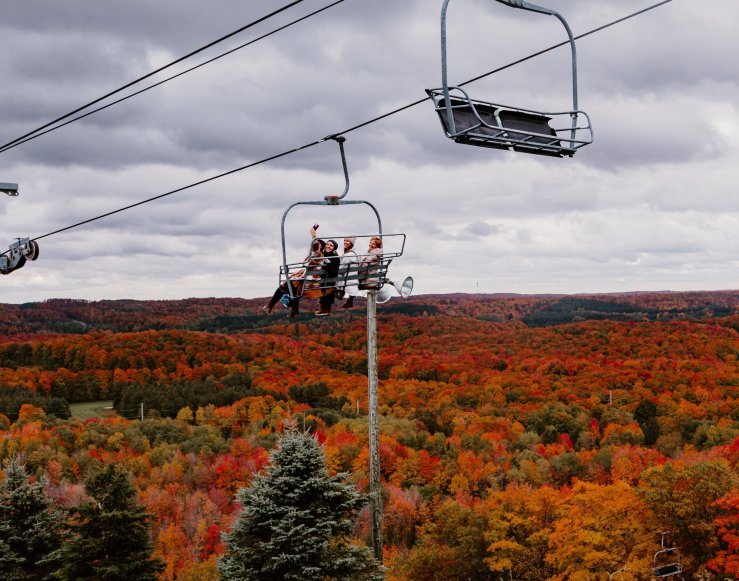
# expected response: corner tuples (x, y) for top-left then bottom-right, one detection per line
(310, 227), (317, 238)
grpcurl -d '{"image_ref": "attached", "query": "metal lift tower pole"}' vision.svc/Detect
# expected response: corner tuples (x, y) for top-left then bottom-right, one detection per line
(366, 289), (383, 562)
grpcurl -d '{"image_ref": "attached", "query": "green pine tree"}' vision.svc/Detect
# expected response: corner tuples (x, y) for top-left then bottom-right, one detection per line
(52, 463), (164, 581)
(219, 427), (383, 581)
(0, 455), (64, 581)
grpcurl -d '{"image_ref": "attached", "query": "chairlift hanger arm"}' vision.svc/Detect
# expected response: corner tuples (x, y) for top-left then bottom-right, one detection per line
(494, 0), (579, 110)
(320, 135), (349, 203)
(440, 0), (579, 113)
(280, 199), (384, 274)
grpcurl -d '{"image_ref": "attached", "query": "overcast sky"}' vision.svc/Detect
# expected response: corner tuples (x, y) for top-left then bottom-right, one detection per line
(0, 0), (737, 303)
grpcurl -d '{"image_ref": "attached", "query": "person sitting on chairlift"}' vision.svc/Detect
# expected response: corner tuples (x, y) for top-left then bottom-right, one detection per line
(358, 236), (383, 289)
(263, 226), (326, 318)
(314, 236), (340, 317)
(338, 237), (359, 309)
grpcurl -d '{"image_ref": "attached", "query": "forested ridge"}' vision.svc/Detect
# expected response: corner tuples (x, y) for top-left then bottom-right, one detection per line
(1, 290), (736, 335)
(0, 291), (737, 579)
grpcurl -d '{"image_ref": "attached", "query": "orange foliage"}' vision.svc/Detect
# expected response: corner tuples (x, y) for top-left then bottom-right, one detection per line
(0, 292), (737, 578)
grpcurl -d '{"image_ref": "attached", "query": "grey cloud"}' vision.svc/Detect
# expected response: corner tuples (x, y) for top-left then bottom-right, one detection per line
(1, 0), (738, 302)
(463, 220), (501, 237)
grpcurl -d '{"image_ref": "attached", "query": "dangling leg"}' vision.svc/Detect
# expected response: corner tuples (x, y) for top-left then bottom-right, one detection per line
(263, 285), (285, 314)
(342, 284), (357, 309)
(315, 290), (334, 316)
(288, 297), (300, 318)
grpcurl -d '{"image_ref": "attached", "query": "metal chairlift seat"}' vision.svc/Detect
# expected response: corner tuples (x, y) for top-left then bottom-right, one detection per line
(653, 563), (682, 578)
(428, 93), (576, 156)
(427, 0), (593, 156)
(278, 137), (407, 300)
(653, 548), (682, 579)
(0, 238), (39, 275)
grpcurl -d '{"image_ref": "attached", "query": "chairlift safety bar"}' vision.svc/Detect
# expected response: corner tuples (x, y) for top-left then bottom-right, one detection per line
(280, 234), (406, 299)
(280, 234), (405, 298)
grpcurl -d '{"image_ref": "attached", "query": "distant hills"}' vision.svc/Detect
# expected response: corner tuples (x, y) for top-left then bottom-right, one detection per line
(0, 290), (737, 337)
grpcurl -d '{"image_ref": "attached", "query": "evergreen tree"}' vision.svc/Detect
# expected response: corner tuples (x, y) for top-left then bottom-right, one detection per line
(219, 427), (383, 581)
(52, 463), (164, 581)
(634, 399), (660, 446)
(0, 455), (63, 580)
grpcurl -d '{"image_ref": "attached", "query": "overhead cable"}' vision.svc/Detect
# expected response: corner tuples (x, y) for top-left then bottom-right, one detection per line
(0, 0), (307, 154)
(31, 0), (673, 243)
(33, 139), (324, 242)
(0, 0), (347, 155)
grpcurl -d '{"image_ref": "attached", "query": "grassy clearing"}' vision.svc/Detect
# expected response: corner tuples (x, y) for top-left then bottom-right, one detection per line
(69, 400), (117, 420)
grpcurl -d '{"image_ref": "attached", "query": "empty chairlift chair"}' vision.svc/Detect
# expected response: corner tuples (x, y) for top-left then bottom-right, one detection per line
(653, 532), (683, 579)
(278, 137), (407, 303)
(426, 0), (593, 157)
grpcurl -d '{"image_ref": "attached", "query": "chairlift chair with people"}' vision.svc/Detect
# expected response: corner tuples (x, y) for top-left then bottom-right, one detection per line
(426, 0), (593, 157)
(278, 136), (407, 303)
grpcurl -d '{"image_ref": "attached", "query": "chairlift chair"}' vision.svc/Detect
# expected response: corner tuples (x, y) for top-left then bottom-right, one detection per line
(279, 137), (406, 301)
(426, 0), (593, 157)
(0, 238), (39, 275)
(652, 532), (683, 579)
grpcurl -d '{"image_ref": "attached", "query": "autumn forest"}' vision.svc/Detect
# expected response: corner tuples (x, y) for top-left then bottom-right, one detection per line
(0, 291), (737, 580)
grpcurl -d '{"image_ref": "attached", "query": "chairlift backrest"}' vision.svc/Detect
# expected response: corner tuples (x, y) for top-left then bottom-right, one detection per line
(427, 0), (593, 156)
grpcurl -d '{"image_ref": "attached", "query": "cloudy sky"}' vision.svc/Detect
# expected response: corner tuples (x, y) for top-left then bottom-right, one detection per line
(1, 0), (737, 303)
